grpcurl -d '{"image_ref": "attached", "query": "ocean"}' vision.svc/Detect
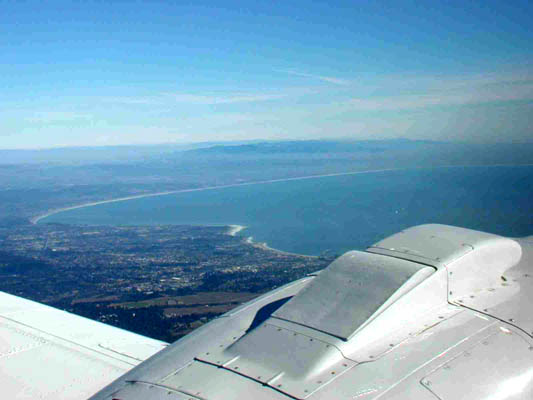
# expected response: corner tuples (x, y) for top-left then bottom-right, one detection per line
(40, 166), (533, 256)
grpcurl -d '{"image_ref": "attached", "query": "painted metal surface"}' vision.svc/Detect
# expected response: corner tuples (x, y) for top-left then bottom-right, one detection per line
(272, 251), (431, 340)
(420, 327), (533, 399)
(0, 291), (167, 400)
(450, 239), (533, 338)
(102, 381), (192, 399)
(367, 224), (478, 267)
(312, 311), (498, 399)
(160, 361), (290, 400)
(196, 321), (358, 398)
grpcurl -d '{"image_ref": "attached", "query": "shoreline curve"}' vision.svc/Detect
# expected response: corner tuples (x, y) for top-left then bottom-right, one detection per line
(31, 163), (533, 257)
(32, 163), (532, 225)
(31, 167), (405, 224)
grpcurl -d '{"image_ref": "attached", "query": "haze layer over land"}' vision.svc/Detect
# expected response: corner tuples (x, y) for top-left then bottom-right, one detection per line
(2, 139), (532, 223)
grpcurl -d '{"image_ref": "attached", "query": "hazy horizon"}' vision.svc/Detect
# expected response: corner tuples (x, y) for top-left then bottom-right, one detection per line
(2, 137), (533, 152)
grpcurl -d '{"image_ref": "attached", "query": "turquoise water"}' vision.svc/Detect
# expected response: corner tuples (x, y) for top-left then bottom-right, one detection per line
(41, 166), (533, 255)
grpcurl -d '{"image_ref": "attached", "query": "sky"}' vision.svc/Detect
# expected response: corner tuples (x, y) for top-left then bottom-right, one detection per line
(1, 0), (532, 149)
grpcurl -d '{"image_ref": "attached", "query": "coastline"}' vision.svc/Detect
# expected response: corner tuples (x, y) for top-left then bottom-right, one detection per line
(226, 225), (246, 236)
(30, 163), (533, 257)
(31, 163), (532, 225)
(248, 237), (318, 259)
(31, 166), (411, 225)
(30, 190), (183, 224)
(226, 226), (315, 258)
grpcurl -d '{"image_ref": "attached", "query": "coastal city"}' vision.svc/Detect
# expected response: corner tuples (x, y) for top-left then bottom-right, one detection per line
(0, 220), (331, 342)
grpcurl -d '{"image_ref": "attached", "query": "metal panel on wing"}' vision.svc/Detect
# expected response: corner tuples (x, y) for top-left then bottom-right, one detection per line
(420, 329), (533, 399)
(272, 251), (428, 340)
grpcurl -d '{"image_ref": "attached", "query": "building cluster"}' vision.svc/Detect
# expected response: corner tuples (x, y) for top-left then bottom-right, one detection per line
(0, 223), (330, 341)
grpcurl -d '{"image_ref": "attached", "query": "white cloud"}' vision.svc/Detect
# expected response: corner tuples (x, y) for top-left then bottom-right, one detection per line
(168, 93), (286, 104)
(280, 70), (350, 85)
(108, 92), (286, 106)
(346, 74), (533, 111)
(379, 70), (533, 92)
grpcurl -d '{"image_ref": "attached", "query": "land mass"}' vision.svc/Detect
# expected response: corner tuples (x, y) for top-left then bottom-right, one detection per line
(0, 222), (330, 342)
(1, 139), (532, 342)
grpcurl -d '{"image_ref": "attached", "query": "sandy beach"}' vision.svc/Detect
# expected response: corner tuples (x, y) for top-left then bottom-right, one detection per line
(31, 167), (412, 225)
(33, 164), (527, 225)
(244, 236), (317, 258)
(252, 240), (317, 258)
(226, 225), (246, 236)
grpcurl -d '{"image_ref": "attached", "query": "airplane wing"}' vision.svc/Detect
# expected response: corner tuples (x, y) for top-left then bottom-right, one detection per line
(0, 290), (167, 399)
(3, 224), (533, 400)
(89, 224), (533, 400)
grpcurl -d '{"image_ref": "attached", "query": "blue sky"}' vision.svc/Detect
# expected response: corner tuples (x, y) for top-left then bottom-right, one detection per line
(1, 0), (532, 149)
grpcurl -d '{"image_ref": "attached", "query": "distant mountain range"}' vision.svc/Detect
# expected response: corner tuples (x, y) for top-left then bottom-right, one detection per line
(0, 140), (261, 165)
(184, 139), (443, 155)
(2, 138), (531, 165)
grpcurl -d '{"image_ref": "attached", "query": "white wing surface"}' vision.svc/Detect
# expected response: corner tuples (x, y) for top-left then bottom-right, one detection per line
(90, 225), (533, 400)
(0, 291), (167, 399)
